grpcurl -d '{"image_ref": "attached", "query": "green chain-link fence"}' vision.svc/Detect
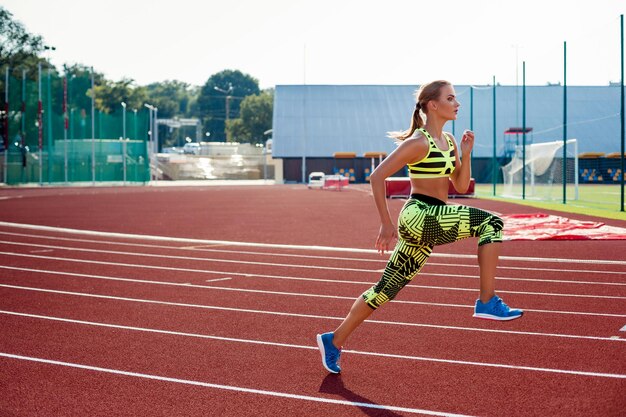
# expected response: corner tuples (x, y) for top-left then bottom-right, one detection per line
(1, 68), (150, 185)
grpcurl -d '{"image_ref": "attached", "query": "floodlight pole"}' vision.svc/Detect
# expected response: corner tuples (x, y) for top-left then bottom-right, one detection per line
(121, 102), (127, 140)
(154, 107), (158, 156)
(3, 67), (8, 184)
(563, 41), (567, 204)
(38, 63), (43, 185)
(21, 69), (25, 151)
(44, 45), (55, 184)
(302, 87), (307, 184)
(522, 61), (526, 200)
(121, 102), (127, 185)
(144, 103), (154, 178)
(214, 84), (233, 140)
(63, 74), (68, 183)
(492, 76), (497, 196)
(91, 67), (95, 184)
(470, 86), (474, 131)
(46, 65), (53, 183)
(620, 15), (626, 211)
(153, 106), (159, 183)
(133, 108), (137, 140)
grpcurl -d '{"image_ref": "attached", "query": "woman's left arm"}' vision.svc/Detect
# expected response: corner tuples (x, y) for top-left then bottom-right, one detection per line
(450, 130), (474, 193)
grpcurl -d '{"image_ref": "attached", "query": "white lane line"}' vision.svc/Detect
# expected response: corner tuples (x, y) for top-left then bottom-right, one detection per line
(3, 240), (626, 288)
(0, 230), (387, 263)
(1, 252), (624, 301)
(448, 275), (626, 286)
(0, 353), (475, 417)
(3, 230), (625, 278)
(180, 244), (230, 249)
(0, 241), (375, 274)
(425, 263), (626, 277)
(621, 324), (626, 332)
(412, 285), (626, 300)
(1, 311), (625, 379)
(2, 221), (625, 265)
(4, 230), (626, 286)
(2, 265), (625, 318)
(205, 278), (232, 283)
(1, 284), (624, 342)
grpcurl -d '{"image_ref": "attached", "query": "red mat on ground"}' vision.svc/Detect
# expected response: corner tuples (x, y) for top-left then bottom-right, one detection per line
(502, 213), (626, 240)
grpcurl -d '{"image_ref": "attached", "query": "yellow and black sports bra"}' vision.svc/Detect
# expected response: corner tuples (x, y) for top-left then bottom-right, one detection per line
(407, 128), (456, 179)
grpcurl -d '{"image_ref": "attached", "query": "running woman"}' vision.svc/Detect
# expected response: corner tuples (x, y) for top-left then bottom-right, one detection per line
(317, 80), (523, 374)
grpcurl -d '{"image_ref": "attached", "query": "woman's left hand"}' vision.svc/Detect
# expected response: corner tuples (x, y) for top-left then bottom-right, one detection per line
(460, 130), (475, 155)
(375, 222), (397, 255)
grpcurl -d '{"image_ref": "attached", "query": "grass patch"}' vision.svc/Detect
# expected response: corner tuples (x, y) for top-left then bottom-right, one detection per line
(474, 183), (626, 221)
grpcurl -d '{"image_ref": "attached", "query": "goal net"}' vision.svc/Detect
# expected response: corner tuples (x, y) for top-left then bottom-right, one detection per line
(501, 139), (578, 201)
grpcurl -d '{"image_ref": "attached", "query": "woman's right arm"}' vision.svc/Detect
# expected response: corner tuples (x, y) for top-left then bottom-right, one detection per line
(369, 138), (427, 254)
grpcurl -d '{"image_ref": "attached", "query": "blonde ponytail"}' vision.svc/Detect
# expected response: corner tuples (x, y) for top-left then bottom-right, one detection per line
(388, 80), (451, 143)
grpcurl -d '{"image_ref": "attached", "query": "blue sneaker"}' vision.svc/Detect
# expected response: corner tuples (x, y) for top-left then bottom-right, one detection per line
(316, 332), (341, 373)
(473, 295), (523, 321)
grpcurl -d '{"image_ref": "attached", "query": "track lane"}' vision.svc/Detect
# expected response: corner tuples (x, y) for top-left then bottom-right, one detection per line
(1, 356), (416, 417)
(1, 244), (624, 300)
(1, 313), (625, 417)
(1, 264), (625, 338)
(0, 231), (623, 278)
(1, 230), (625, 276)
(2, 187), (626, 417)
(1, 251), (624, 321)
(1, 284), (624, 376)
(1, 258), (624, 333)
(2, 223), (626, 271)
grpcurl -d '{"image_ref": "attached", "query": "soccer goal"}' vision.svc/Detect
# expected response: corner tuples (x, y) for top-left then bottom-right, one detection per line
(501, 139), (579, 201)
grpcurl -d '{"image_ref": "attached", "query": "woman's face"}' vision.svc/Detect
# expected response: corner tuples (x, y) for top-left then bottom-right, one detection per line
(430, 84), (460, 121)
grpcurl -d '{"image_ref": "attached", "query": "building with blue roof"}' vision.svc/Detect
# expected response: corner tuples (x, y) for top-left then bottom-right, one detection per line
(272, 84), (623, 183)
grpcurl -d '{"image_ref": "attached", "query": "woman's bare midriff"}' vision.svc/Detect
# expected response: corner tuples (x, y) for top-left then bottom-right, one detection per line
(410, 177), (451, 203)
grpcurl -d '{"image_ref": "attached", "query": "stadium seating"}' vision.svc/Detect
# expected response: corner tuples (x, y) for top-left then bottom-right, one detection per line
(364, 168), (371, 182)
(607, 168), (623, 183)
(334, 167), (356, 182)
(579, 168), (603, 183)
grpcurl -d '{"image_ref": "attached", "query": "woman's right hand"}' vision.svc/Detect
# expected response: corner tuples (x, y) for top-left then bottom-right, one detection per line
(375, 222), (397, 255)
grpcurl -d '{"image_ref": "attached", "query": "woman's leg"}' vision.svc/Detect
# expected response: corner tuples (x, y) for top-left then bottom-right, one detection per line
(317, 201), (516, 372)
(332, 297), (374, 347)
(415, 203), (503, 303)
(333, 240), (433, 347)
(401, 202), (519, 318)
(464, 208), (522, 320)
(477, 242), (501, 303)
(316, 199), (434, 373)
(317, 239), (432, 374)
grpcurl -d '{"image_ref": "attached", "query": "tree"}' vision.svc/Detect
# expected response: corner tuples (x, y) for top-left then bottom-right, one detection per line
(226, 90), (273, 145)
(0, 10), (269, 149)
(144, 80), (198, 147)
(63, 64), (105, 115)
(145, 80), (195, 119)
(92, 78), (147, 114)
(196, 69), (260, 141)
(0, 6), (61, 151)
(0, 6), (45, 69)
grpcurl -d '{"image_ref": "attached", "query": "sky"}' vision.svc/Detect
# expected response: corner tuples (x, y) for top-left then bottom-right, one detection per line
(3, 0), (626, 89)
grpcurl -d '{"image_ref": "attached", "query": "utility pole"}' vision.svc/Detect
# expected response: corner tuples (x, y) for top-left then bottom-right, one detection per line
(214, 83), (233, 140)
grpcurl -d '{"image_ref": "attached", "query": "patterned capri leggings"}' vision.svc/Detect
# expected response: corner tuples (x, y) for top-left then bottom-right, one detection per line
(362, 193), (504, 309)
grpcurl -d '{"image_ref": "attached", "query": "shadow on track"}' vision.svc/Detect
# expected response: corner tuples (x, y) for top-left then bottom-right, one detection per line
(319, 374), (405, 417)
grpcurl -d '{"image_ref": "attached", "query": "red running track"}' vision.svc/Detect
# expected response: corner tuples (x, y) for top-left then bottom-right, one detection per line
(0, 184), (625, 416)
